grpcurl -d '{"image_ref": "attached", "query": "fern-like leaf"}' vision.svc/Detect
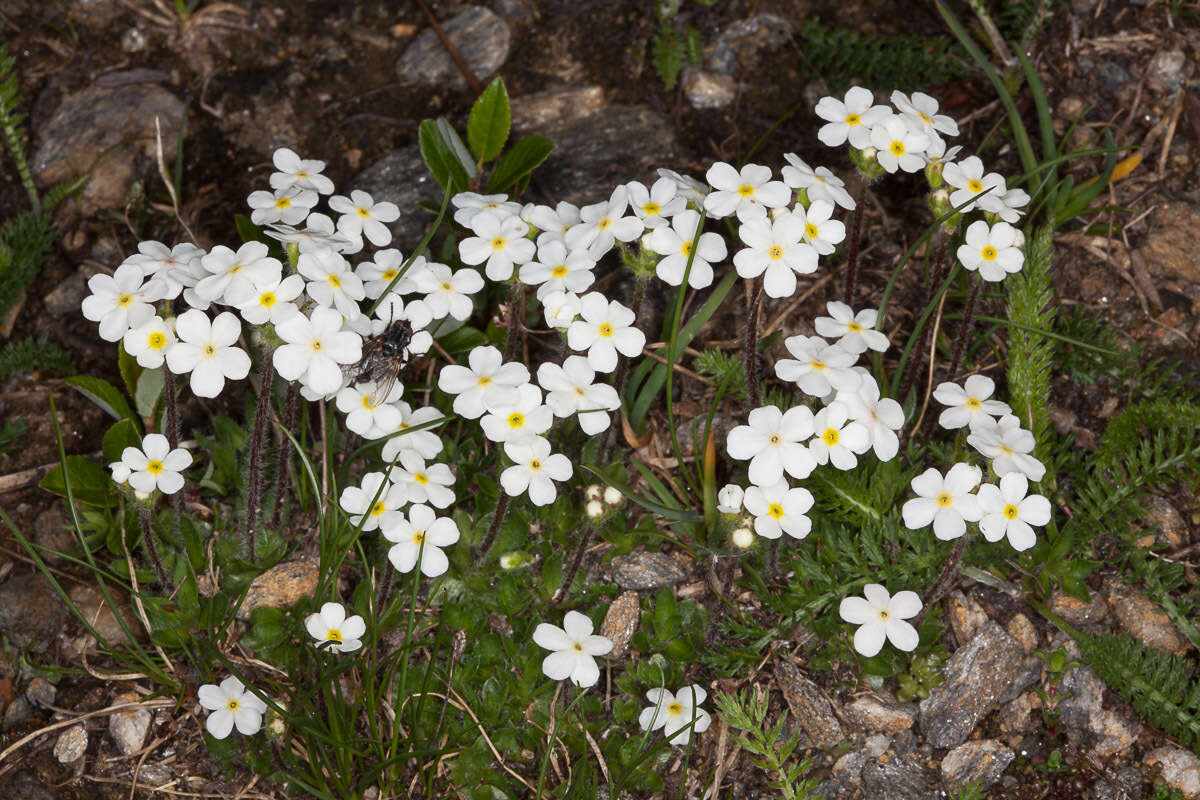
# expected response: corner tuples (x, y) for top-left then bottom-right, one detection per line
(0, 209), (57, 314)
(797, 18), (969, 91)
(0, 42), (38, 212)
(652, 21), (686, 90)
(1005, 225), (1055, 472)
(0, 336), (76, 381)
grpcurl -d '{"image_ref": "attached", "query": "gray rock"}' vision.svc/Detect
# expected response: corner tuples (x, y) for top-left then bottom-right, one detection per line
(710, 14), (795, 75)
(941, 739), (1015, 792)
(396, 6), (511, 90)
(842, 695), (917, 734)
(0, 573), (69, 653)
(237, 558), (319, 620)
(1145, 746), (1200, 799)
(43, 270), (91, 317)
(61, 584), (142, 659)
(776, 660), (844, 748)
(1104, 577), (1189, 655)
(137, 764), (173, 788)
(1006, 612), (1039, 652)
(3, 696), (31, 731)
(25, 677), (56, 708)
(861, 752), (938, 800)
(510, 87), (607, 130)
(109, 692), (151, 755)
(3, 773), (56, 800)
(1141, 495), (1189, 548)
(1094, 766), (1144, 800)
(683, 69), (736, 110)
(919, 621), (1023, 748)
(1146, 49), (1187, 93)
(1048, 589), (1109, 630)
(599, 590), (639, 659)
(1058, 664), (1139, 757)
(349, 145), (437, 252)
(33, 506), (74, 561)
(31, 77), (185, 212)
(946, 591), (989, 645)
(1140, 203), (1200, 284)
(606, 551), (686, 590)
(998, 657), (1042, 705)
(54, 725), (88, 764)
(998, 691), (1038, 734)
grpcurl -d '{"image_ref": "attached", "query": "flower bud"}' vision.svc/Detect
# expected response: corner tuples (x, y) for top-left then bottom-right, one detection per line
(543, 290), (581, 329)
(717, 484), (744, 514)
(499, 551), (535, 570)
(586, 500), (605, 518)
(731, 526), (755, 550)
(603, 486), (623, 506)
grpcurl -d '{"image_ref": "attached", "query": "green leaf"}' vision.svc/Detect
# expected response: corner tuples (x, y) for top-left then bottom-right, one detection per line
(467, 78), (511, 163)
(438, 324), (487, 355)
(136, 367), (164, 421)
(65, 375), (136, 424)
(102, 418), (142, 463)
(234, 213), (272, 247)
(419, 118), (477, 193)
(40, 455), (113, 506)
(117, 341), (142, 400)
(485, 136), (553, 194)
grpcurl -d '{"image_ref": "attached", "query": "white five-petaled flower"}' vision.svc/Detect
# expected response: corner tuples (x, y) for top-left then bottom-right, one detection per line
(270, 147), (335, 194)
(329, 189), (401, 248)
(125, 241), (205, 300)
(459, 211), (536, 281)
(522, 200), (581, 244)
(775, 334), (862, 398)
(380, 402), (446, 463)
(391, 451), (455, 509)
(166, 310), (251, 398)
(726, 405), (817, 486)
(437, 345), (529, 419)
(648, 209), (727, 289)
(639, 685), (712, 745)
(536, 356), (620, 435)
(743, 480), (815, 540)
(452, 191), (522, 228)
(123, 316), (176, 368)
(500, 436), (572, 506)
(626, 177), (686, 229)
(839, 584), (922, 657)
(357, 249), (422, 300)
(518, 239), (596, 299)
(943, 156), (1005, 213)
(273, 307), (363, 396)
(815, 87), (891, 149)
(81, 263), (160, 342)
(197, 676), (267, 739)
(923, 137), (963, 171)
(339, 471), (407, 531)
(532, 610), (613, 688)
(967, 416), (1046, 482)
(809, 402), (871, 470)
(977, 473), (1051, 552)
(957, 220), (1024, 282)
(717, 484), (744, 514)
(781, 154), (856, 210)
(381, 504), (460, 577)
(542, 289), (583, 330)
(227, 273), (306, 327)
(336, 381), (404, 439)
(265, 212), (352, 254)
(299, 248), (367, 319)
(989, 186), (1031, 224)
(565, 185), (645, 259)
(869, 116), (930, 173)
(814, 301), (889, 354)
(901, 463), (983, 540)
(414, 261), (484, 321)
(480, 383), (553, 443)
(890, 90), (959, 140)
(794, 200), (846, 255)
(566, 293), (645, 374)
(838, 376), (905, 462)
(732, 212), (817, 299)
(195, 242), (282, 305)
(702, 162), (790, 222)
(116, 433), (192, 495)
(305, 602), (365, 653)
(247, 185), (317, 226)
(933, 374), (1012, 430)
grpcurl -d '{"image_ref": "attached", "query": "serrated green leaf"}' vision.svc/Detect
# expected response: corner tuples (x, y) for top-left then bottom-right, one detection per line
(467, 78), (511, 163)
(485, 135), (553, 194)
(40, 455), (113, 506)
(66, 375), (136, 423)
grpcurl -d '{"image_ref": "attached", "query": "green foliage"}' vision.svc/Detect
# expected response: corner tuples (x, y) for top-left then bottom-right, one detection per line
(1005, 225), (1056, 468)
(951, 781), (985, 800)
(797, 18), (968, 92)
(0, 417), (26, 455)
(467, 78), (511, 164)
(0, 41), (37, 211)
(651, 18), (703, 90)
(0, 336), (75, 380)
(995, 0), (1065, 45)
(694, 348), (748, 405)
(714, 688), (822, 800)
(0, 209), (56, 315)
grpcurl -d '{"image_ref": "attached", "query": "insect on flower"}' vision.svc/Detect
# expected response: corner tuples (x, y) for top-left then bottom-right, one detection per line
(345, 319), (414, 405)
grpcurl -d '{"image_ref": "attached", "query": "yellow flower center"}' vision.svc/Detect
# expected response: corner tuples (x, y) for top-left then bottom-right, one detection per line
(328, 274), (342, 288)
(966, 397), (981, 409)
(737, 184), (755, 198)
(811, 360), (826, 371)
(667, 702), (683, 715)
(845, 113), (861, 125)
(680, 241), (692, 257)
(767, 245), (783, 259)
(370, 501), (386, 516)
(295, 170), (309, 179)
(117, 293), (134, 307)
(999, 444), (1014, 455)
(507, 412), (525, 428)
(847, 322), (862, 332)
(936, 492), (953, 507)
(230, 264), (243, 274)
(326, 628), (343, 643)
(529, 459), (543, 472)
(412, 529), (425, 544)
(822, 428), (839, 446)
(599, 323), (614, 338)
(310, 340), (323, 352)
(889, 140), (905, 156)
(477, 375), (492, 386)
(805, 223), (819, 240)
(491, 237), (507, 251)
(362, 395), (376, 409)
(551, 265), (568, 278)
(967, 179), (983, 193)
(919, 111), (932, 123)
(441, 281), (452, 291)
(767, 503), (785, 519)
(1003, 504), (1020, 520)
(148, 332), (167, 349)
(643, 202), (661, 215)
(571, 641), (584, 652)
(878, 609), (891, 621)
(202, 344), (217, 357)
(225, 698), (241, 711)
(275, 197), (292, 209)
(768, 434), (781, 446)
(382, 269), (398, 280)
(260, 292), (277, 307)
(597, 217), (612, 231)
(146, 460), (164, 474)
(413, 472), (429, 485)
(356, 207), (371, 218)
(981, 246), (998, 261)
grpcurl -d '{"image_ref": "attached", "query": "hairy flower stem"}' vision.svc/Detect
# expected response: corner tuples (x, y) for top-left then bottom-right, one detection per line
(915, 536), (967, 628)
(475, 491), (510, 563)
(946, 275), (982, 383)
(599, 274), (650, 463)
(898, 240), (948, 402)
(243, 355), (275, 560)
(768, 539), (780, 579)
(551, 523), (594, 606)
(139, 506), (171, 590)
(742, 282), (765, 408)
(502, 280), (525, 362)
(163, 370), (185, 515)
(843, 196), (865, 305)
(270, 381), (300, 528)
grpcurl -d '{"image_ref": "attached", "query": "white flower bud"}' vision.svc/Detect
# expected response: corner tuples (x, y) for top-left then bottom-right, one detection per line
(586, 500), (605, 518)
(717, 484), (744, 514)
(499, 551), (535, 570)
(1011, 228), (1025, 250)
(542, 290), (581, 329)
(731, 526), (754, 549)
(585, 484), (602, 500)
(603, 486), (623, 506)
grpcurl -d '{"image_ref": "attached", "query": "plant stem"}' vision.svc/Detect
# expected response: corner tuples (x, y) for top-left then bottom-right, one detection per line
(163, 369), (185, 515)
(843, 194), (865, 305)
(503, 280), (525, 362)
(742, 281), (764, 408)
(599, 274), (650, 463)
(139, 506), (171, 590)
(243, 354), (275, 560)
(551, 523), (594, 606)
(898, 239), (948, 402)
(915, 536), (967, 628)
(475, 491), (510, 563)
(946, 275), (982, 383)
(270, 381), (301, 528)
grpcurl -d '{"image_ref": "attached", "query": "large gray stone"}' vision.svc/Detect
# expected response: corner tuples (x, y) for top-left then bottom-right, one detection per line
(861, 752), (938, 800)
(396, 6), (511, 90)
(919, 621), (1023, 748)
(349, 145), (437, 251)
(0, 573), (68, 653)
(776, 660), (843, 748)
(941, 739), (1015, 792)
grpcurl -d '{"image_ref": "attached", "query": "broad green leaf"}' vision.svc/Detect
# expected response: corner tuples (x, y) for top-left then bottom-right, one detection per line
(117, 341), (142, 401)
(234, 213), (272, 247)
(40, 455), (114, 506)
(102, 419), (142, 463)
(485, 136), (553, 194)
(136, 367), (164, 420)
(66, 375), (136, 424)
(418, 118), (476, 193)
(438, 324), (487, 355)
(467, 78), (511, 163)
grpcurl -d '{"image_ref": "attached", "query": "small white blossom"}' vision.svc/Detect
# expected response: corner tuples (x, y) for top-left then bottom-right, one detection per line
(382, 504), (460, 577)
(726, 405), (818, 486)
(197, 676), (267, 739)
(532, 610), (612, 688)
(166, 310), (252, 398)
(839, 584), (921, 657)
(500, 436), (571, 506)
(732, 212), (817, 299)
(814, 302), (889, 354)
(357, 249), (423, 300)
(125, 241), (205, 301)
(890, 90), (959, 139)
(336, 382), (404, 439)
(228, 274), (306, 326)
(536, 356), (620, 435)
(264, 212), (352, 254)
(815, 87), (891, 149)
(522, 201), (580, 244)
(717, 484), (744, 514)
(452, 192), (521, 228)
(339, 471), (407, 531)
(123, 316), (176, 368)
(459, 211), (536, 281)
(869, 116), (930, 173)
(480, 383), (553, 443)
(702, 162), (790, 222)
(648, 209), (727, 289)
(195, 242), (282, 305)
(270, 147), (335, 194)
(329, 189), (401, 248)
(989, 186), (1031, 224)
(565, 185), (645, 259)
(743, 480), (814, 540)
(967, 417), (1046, 482)
(977, 473), (1051, 551)
(519, 240), (596, 299)
(627, 177), (686, 229)
(901, 463), (983, 540)
(542, 289), (582, 330)
(273, 307), (363, 396)
(391, 451), (455, 509)
(775, 335), (861, 398)
(437, 345), (529, 419)
(781, 154), (855, 210)
(933, 374), (1012, 430)
(299, 248), (366, 319)
(247, 185), (316, 226)
(639, 685), (711, 746)
(942, 156), (1005, 213)
(957, 220), (1024, 282)
(380, 402), (445, 462)
(566, 293), (645, 374)
(117, 433), (192, 495)
(794, 199), (846, 255)
(809, 403), (871, 470)
(414, 261), (484, 321)
(838, 376), (905, 461)
(81, 263), (160, 342)
(305, 602), (365, 653)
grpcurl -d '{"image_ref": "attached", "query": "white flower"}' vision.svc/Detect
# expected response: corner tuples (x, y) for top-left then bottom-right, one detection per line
(775, 335), (861, 398)
(270, 147), (335, 194)
(228, 274), (305, 327)
(814, 87), (891, 149)
(923, 137), (963, 170)
(437, 345), (528, 419)
(357, 249), (423, 300)
(336, 382), (403, 439)
(967, 417), (1046, 482)
(123, 316), (175, 368)
(648, 209), (727, 289)
(391, 451), (455, 509)
(627, 177), (686, 229)
(732, 212), (817, 299)
(809, 403), (871, 470)
(265, 212), (352, 254)
(305, 602), (365, 653)
(380, 402), (445, 462)
(957, 220), (1024, 282)
(565, 185), (645, 260)
(838, 376), (905, 461)
(195, 242), (282, 305)
(500, 436), (572, 506)
(933, 374), (1011, 430)
(382, 504), (460, 577)
(81, 263), (159, 342)
(726, 405), (817, 486)
(414, 261), (484, 321)
(522, 201), (580, 244)
(977, 473), (1051, 552)
(743, 480), (814, 540)
(247, 185), (317, 226)
(542, 289), (582, 330)
(452, 191), (522, 228)
(839, 584), (921, 657)
(197, 676), (267, 739)
(532, 610), (612, 688)
(794, 199), (846, 255)
(639, 685), (711, 745)
(480, 383), (553, 443)
(329, 189), (401, 248)
(339, 471), (407, 532)
(814, 302), (889, 354)
(118, 433), (192, 495)
(518, 240), (596, 299)
(166, 310), (251, 398)
(273, 307), (363, 396)
(901, 463), (983, 540)
(657, 167), (709, 205)
(780, 154), (855, 210)
(125, 241), (205, 300)
(702, 162), (790, 222)
(566, 293), (645, 374)
(890, 90), (959, 139)
(536, 356), (620, 435)
(717, 484), (744, 514)
(989, 186), (1030, 224)
(459, 210), (536, 281)
(299, 248), (366, 319)
(869, 117), (930, 173)
(942, 156), (1005, 213)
